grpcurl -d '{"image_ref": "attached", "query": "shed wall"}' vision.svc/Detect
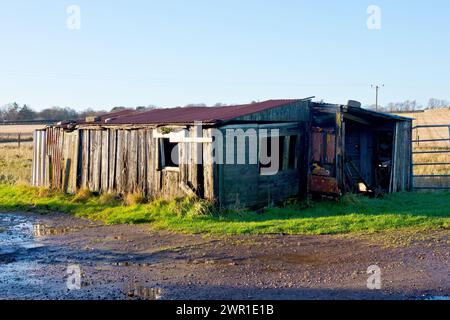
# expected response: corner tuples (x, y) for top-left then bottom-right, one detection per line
(35, 126), (215, 199)
(218, 123), (306, 208)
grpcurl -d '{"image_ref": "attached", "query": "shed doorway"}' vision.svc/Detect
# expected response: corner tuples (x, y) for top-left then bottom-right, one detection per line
(344, 120), (394, 194)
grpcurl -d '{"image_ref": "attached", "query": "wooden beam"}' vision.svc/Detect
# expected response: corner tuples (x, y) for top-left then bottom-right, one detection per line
(344, 113), (370, 125)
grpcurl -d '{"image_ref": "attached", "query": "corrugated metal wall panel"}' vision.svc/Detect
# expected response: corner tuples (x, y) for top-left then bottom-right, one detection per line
(32, 129), (47, 187)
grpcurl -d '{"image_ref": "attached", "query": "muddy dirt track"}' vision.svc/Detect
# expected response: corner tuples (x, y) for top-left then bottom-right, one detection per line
(0, 212), (449, 300)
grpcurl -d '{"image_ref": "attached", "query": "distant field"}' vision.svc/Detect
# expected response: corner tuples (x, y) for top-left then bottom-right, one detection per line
(396, 108), (450, 148)
(0, 124), (45, 134)
(394, 108), (450, 188)
(0, 124), (44, 145)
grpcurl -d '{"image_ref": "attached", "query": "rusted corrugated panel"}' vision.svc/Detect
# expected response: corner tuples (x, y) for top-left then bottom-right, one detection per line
(311, 127), (336, 165)
(107, 99), (306, 125)
(309, 175), (340, 195)
(326, 133), (336, 164)
(312, 130), (323, 162)
(46, 127), (63, 189)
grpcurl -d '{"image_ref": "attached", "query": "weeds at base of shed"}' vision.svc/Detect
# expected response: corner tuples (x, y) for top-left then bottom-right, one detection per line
(72, 188), (93, 203)
(340, 194), (363, 206)
(148, 196), (217, 218)
(98, 192), (121, 206)
(123, 192), (146, 206)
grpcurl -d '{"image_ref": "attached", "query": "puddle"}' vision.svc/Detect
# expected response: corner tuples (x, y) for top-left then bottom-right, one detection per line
(0, 215), (76, 257)
(423, 296), (450, 300)
(125, 284), (163, 300)
(33, 224), (73, 237)
(187, 254), (322, 267)
(0, 214), (39, 256)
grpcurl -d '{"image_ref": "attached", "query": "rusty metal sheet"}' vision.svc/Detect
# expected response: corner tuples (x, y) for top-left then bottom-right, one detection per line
(46, 127), (63, 189)
(311, 127), (336, 165)
(312, 129), (323, 162)
(309, 175), (340, 195)
(326, 133), (336, 164)
(107, 100), (304, 125)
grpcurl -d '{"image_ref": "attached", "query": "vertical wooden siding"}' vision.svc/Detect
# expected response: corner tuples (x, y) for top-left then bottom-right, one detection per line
(219, 123), (304, 208)
(391, 121), (413, 192)
(34, 126), (214, 199)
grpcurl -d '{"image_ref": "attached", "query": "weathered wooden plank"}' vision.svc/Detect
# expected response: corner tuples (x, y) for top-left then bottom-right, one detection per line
(80, 130), (90, 189)
(160, 170), (183, 199)
(282, 136), (290, 171)
(189, 126), (199, 191)
(146, 129), (156, 198)
(90, 130), (102, 192)
(116, 130), (128, 194)
(108, 129), (117, 193)
(128, 130), (138, 193)
(32, 131), (37, 186)
(115, 130), (123, 194)
(335, 109), (345, 192)
(138, 130), (147, 193)
(100, 129), (109, 192)
(61, 131), (79, 194)
(203, 129), (216, 201)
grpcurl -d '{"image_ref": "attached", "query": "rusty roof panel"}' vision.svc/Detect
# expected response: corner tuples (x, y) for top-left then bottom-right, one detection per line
(105, 99), (306, 125)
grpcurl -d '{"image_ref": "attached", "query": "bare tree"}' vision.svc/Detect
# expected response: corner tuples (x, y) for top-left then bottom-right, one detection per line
(428, 98), (450, 109)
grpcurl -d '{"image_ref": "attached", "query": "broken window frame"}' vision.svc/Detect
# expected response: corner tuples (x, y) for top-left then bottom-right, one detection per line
(158, 138), (180, 171)
(259, 134), (299, 175)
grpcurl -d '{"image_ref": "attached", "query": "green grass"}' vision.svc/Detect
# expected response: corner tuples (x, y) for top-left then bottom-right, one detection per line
(0, 185), (449, 235)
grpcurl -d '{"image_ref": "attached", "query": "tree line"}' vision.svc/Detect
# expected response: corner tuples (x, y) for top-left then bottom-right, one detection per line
(0, 103), (111, 122)
(2, 98), (449, 122)
(0, 102), (227, 122)
(365, 98), (450, 112)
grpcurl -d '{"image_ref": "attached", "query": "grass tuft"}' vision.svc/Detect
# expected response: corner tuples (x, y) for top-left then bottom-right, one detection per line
(98, 192), (120, 206)
(72, 188), (93, 203)
(340, 194), (363, 206)
(123, 192), (146, 206)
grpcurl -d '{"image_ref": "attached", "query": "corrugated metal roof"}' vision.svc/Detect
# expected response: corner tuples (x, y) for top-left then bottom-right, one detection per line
(103, 99), (308, 125)
(313, 103), (412, 122)
(345, 106), (413, 122)
(100, 109), (138, 121)
(69, 109), (137, 125)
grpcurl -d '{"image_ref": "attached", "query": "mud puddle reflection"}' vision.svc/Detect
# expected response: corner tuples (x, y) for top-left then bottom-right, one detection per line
(125, 283), (163, 300)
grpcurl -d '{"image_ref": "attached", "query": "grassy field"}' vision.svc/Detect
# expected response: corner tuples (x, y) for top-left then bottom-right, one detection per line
(0, 124), (45, 134)
(0, 145), (33, 185)
(0, 185), (449, 235)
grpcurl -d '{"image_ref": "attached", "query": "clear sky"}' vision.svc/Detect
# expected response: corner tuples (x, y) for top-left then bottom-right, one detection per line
(1, 0), (449, 111)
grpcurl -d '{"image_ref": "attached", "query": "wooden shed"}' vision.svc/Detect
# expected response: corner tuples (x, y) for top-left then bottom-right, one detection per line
(32, 99), (413, 208)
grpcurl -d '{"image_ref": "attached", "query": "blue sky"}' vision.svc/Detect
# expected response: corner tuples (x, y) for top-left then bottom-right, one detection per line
(0, 0), (449, 111)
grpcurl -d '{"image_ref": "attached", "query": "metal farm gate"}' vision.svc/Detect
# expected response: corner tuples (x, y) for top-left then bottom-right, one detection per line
(412, 124), (450, 191)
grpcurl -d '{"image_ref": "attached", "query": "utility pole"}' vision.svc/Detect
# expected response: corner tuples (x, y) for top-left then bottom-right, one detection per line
(371, 84), (384, 111)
